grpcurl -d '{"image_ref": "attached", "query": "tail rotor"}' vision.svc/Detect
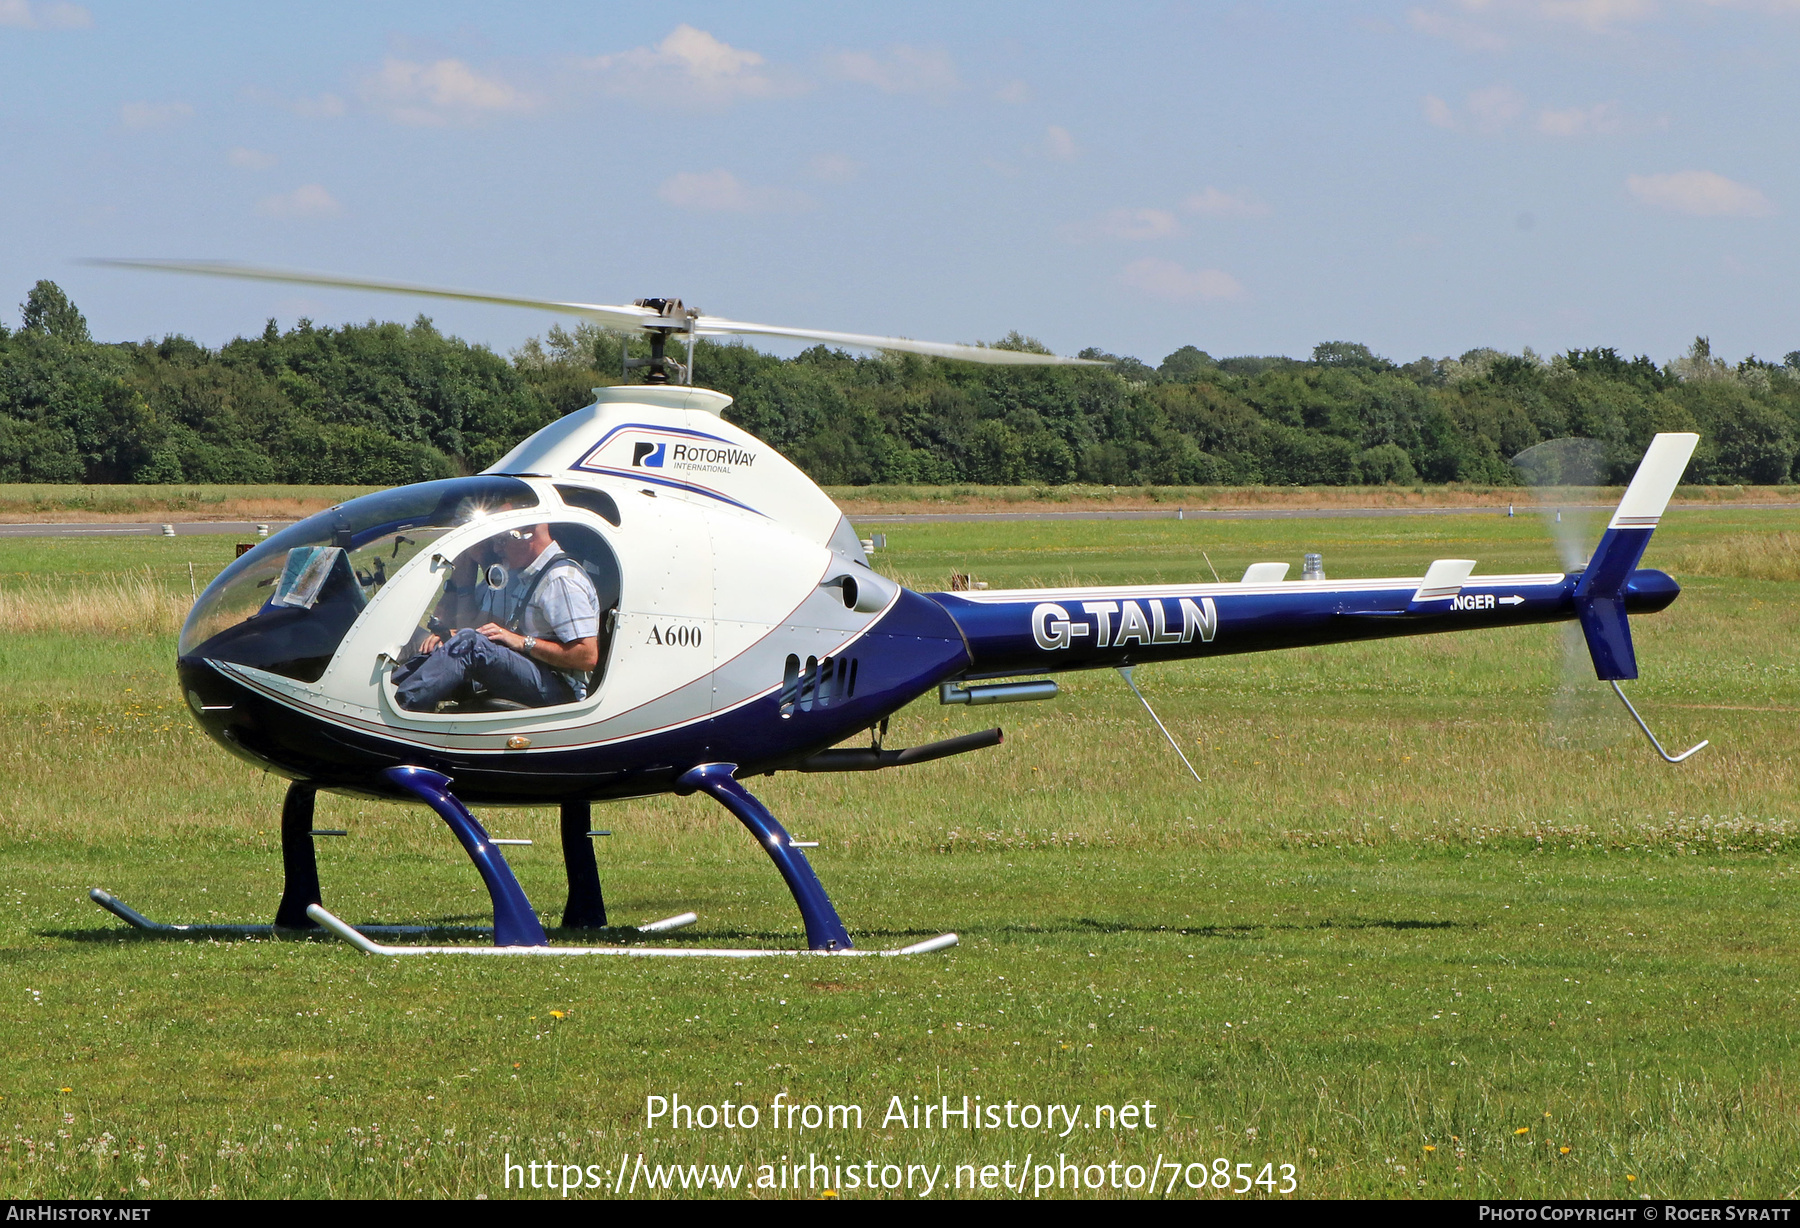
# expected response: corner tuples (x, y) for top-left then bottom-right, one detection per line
(1514, 438), (1615, 752)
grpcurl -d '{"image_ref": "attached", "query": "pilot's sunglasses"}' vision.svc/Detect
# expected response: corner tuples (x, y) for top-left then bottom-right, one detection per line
(504, 529), (532, 540)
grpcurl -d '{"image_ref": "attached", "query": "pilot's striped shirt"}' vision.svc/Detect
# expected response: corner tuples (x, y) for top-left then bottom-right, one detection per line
(483, 544), (601, 699)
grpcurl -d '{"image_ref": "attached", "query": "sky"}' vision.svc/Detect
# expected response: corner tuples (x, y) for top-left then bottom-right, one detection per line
(2, 0), (1798, 368)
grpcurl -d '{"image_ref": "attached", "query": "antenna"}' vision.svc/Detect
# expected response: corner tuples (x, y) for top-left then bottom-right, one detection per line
(1116, 666), (1203, 785)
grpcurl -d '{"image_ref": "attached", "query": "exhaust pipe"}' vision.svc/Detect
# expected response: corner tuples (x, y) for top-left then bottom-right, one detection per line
(939, 680), (1058, 706)
(795, 727), (1004, 773)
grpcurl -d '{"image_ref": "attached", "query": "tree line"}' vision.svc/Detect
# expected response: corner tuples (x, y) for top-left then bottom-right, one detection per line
(3, 279), (1797, 488)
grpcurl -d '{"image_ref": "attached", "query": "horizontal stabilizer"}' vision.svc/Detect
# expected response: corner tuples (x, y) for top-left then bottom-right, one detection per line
(1411, 559), (1475, 607)
(1337, 558), (1479, 618)
(1241, 562), (1290, 583)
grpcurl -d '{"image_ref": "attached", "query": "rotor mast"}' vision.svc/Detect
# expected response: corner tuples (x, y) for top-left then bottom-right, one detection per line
(624, 298), (698, 385)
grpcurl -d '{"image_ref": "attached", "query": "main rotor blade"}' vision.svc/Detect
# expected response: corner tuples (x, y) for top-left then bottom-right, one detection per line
(693, 317), (1104, 366)
(92, 258), (1103, 367)
(85, 259), (659, 332)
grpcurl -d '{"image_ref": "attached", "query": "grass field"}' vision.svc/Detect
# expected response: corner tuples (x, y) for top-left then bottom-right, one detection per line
(1, 506), (1796, 1199)
(0, 485), (380, 523)
(0, 480), (1792, 523)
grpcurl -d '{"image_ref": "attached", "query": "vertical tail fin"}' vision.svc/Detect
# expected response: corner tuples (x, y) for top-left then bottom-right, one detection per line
(1573, 432), (1699, 680)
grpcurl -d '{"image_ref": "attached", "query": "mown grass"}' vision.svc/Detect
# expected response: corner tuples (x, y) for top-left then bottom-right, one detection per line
(0, 510), (1795, 1199)
(0, 480), (1791, 523)
(0, 485), (377, 522)
(826, 482), (1800, 514)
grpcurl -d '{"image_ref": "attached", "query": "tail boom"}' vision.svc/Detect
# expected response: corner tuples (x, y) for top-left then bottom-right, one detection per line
(930, 568), (1678, 680)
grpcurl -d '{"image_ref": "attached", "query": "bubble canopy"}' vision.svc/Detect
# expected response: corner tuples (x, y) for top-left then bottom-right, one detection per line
(179, 476), (539, 681)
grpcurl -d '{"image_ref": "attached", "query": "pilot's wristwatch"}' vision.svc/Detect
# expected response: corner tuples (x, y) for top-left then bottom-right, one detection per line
(520, 636), (537, 655)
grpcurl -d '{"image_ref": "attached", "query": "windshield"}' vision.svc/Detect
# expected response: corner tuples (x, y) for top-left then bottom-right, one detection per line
(179, 476), (539, 681)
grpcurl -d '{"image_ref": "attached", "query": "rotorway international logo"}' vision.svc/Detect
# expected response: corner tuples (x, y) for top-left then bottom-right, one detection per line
(638, 440), (758, 476)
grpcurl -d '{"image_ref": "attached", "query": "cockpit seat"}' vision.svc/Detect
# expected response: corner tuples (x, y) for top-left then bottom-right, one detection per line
(428, 681), (534, 714)
(438, 696), (532, 713)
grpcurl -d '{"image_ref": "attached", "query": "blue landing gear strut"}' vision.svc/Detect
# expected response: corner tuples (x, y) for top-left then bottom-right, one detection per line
(560, 800), (607, 929)
(678, 763), (853, 951)
(383, 766), (548, 947)
(273, 781), (322, 930)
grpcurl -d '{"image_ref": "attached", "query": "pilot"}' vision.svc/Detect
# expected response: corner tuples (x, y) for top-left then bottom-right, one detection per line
(393, 523), (601, 711)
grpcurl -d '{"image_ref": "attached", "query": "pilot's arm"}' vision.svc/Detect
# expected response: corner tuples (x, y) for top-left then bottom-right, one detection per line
(418, 554), (486, 654)
(476, 625), (599, 672)
(474, 562), (601, 671)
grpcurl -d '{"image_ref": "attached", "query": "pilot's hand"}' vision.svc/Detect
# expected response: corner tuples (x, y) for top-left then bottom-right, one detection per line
(419, 632), (444, 654)
(477, 622), (524, 651)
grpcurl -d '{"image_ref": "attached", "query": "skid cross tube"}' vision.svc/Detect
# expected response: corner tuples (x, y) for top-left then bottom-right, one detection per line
(678, 763), (854, 951)
(382, 766), (548, 947)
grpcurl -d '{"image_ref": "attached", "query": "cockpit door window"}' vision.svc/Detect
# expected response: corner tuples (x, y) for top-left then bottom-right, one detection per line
(386, 519), (622, 716)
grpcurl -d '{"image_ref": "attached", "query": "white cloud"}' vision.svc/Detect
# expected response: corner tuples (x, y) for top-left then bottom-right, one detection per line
(657, 170), (812, 213)
(1067, 192), (1267, 241)
(807, 154), (861, 183)
(119, 101), (194, 129)
(1695, 0), (1800, 11)
(1537, 100), (1622, 135)
(1627, 170), (1774, 216)
(227, 146), (277, 170)
(994, 79), (1031, 104)
(361, 57), (536, 126)
(256, 184), (343, 219)
(1421, 86), (1528, 132)
(1407, 7), (1510, 49)
(589, 25), (799, 104)
(1041, 125), (1078, 161)
(1181, 187), (1270, 218)
(1102, 208), (1180, 239)
(1533, 0), (1658, 30)
(0, 1), (91, 29)
(1064, 208), (1181, 242)
(1467, 84), (1526, 131)
(1408, 0), (1658, 48)
(1119, 258), (1244, 302)
(291, 93), (347, 119)
(826, 45), (959, 99)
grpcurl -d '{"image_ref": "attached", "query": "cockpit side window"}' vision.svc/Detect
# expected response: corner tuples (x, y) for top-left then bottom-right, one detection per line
(553, 485), (621, 526)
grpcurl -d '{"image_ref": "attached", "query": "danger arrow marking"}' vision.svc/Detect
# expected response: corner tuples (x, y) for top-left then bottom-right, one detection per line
(1498, 595), (1524, 606)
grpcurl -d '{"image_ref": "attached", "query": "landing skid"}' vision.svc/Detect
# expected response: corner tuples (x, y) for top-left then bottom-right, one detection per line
(306, 904), (956, 958)
(91, 762), (920, 958)
(88, 888), (696, 939)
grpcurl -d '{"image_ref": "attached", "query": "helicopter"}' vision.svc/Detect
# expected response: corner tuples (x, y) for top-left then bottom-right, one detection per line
(86, 261), (1705, 958)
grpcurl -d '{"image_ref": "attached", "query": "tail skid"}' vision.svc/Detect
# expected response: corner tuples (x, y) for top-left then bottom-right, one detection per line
(1610, 681), (1708, 764)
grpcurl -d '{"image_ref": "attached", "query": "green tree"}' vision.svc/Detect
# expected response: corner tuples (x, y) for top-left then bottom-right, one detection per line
(19, 281), (90, 343)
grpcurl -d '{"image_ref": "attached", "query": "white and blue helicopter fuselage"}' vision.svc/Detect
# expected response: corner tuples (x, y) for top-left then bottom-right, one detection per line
(161, 384), (1692, 952)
